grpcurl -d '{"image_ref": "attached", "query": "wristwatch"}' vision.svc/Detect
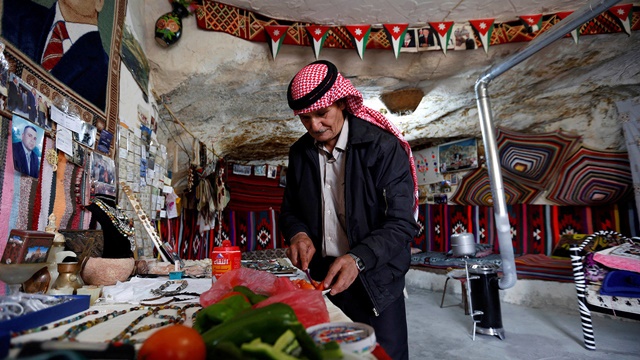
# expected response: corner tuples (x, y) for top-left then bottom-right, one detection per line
(348, 253), (365, 272)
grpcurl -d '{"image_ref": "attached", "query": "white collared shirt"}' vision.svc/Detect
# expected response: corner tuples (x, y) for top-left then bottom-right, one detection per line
(317, 117), (349, 257)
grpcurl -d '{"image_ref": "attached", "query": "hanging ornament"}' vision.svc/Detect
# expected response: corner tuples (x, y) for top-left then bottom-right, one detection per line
(345, 25), (372, 60)
(45, 149), (59, 172)
(264, 25), (289, 60)
(305, 25), (331, 59)
(469, 19), (495, 53)
(429, 21), (454, 55)
(383, 24), (409, 59)
(609, 4), (633, 36)
(556, 12), (579, 44)
(155, 1), (192, 47)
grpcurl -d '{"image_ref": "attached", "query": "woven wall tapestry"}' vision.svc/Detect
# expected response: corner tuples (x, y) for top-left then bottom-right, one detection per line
(414, 202), (639, 256)
(546, 146), (632, 206)
(450, 166), (540, 206)
(196, 1), (639, 51)
(496, 127), (582, 190)
(0, 0), (127, 151)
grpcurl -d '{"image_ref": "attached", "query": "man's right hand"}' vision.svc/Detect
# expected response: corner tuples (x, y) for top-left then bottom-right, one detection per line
(286, 233), (315, 271)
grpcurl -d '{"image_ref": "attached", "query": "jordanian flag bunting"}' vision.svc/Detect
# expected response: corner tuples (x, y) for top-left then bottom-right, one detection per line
(345, 25), (372, 59)
(519, 14), (543, 33)
(469, 18), (495, 53)
(429, 21), (454, 55)
(556, 11), (579, 44)
(264, 25), (289, 60)
(383, 24), (409, 58)
(609, 4), (633, 36)
(305, 25), (332, 59)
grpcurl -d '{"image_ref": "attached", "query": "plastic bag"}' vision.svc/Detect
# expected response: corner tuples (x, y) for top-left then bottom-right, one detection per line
(253, 289), (330, 328)
(200, 267), (295, 307)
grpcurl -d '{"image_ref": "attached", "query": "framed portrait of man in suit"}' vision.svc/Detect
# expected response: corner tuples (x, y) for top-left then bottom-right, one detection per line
(1, 0), (126, 140)
(12, 114), (45, 178)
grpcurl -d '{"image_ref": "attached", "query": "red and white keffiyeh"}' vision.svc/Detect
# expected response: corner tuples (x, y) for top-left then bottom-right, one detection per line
(289, 61), (419, 215)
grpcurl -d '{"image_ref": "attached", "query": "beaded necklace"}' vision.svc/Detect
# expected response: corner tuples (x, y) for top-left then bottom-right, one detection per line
(11, 304), (202, 347)
(10, 310), (100, 338)
(151, 280), (189, 297)
(92, 197), (136, 249)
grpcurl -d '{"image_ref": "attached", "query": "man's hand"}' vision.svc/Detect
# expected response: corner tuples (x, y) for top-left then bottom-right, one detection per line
(323, 254), (359, 296)
(286, 233), (315, 271)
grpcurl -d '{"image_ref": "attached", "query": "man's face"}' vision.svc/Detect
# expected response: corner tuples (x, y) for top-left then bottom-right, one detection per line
(59, 0), (104, 16)
(298, 102), (346, 144)
(22, 127), (37, 151)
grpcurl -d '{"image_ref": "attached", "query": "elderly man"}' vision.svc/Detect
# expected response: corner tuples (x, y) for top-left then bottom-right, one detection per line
(13, 124), (40, 178)
(281, 60), (419, 360)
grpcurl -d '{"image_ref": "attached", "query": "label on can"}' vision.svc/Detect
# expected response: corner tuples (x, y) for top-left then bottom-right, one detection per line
(211, 240), (241, 279)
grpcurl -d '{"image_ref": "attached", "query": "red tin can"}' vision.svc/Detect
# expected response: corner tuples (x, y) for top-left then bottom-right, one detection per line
(211, 240), (241, 279)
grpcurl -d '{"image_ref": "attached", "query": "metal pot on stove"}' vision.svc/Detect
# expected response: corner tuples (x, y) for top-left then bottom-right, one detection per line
(451, 232), (476, 257)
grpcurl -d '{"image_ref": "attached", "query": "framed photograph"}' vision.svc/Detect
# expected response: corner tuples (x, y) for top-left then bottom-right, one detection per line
(400, 28), (418, 53)
(6, 73), (53, 130)
(267, 165), (278, 179)
(97, 129), (113, 154)
(438, 138), (479, 173)
(279, 166), (287, 187)
(233, 164), (252, 176)
(91, 151), (116, 185)
(73, 121), (98, 148)
(11, 114), (45, 178)
(254, 165), (266, 176)
(68, 140), (85, 167)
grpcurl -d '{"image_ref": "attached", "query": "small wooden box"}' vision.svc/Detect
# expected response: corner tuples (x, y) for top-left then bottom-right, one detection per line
(1, 230), (54, 264)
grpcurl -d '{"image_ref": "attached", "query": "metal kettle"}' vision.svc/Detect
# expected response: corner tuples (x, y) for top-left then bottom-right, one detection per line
(52, 251), (84, 292)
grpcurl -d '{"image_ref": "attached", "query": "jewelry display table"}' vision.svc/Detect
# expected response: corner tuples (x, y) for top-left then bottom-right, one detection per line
(7, 276), (372, 359)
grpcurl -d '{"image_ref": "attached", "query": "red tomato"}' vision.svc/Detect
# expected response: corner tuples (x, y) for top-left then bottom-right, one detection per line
(138, 324), (206, 360)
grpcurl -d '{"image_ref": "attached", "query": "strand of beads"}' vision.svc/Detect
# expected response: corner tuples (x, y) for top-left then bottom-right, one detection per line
(57, 307), (142, 342)
(150, 280), (188, 297)
(11, 310), (100, 339)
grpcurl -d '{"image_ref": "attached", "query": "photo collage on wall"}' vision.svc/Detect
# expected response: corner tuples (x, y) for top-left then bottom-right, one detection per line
(414, 138), (479, 205)
(401, 24), (478, 53)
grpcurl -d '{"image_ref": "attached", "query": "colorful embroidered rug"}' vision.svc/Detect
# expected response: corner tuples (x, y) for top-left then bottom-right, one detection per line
(196, 1), (640, 50)
(496, 127), (582, 190)
(450, 167), (540, 206)
(546, 146), (632, 206)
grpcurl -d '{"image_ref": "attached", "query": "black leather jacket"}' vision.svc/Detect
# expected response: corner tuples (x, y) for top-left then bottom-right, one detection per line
(280, 117), (418, 314)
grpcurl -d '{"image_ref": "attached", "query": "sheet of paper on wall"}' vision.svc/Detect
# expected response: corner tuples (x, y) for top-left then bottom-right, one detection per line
(134, 144), (141, 156)
(166, 192), (178, 219)
(151, 194), (157, 213)
(127, 151), (134, 163)
(149, 145), (157, 155)
(50, 106), (82, 134)
(56, 126), (74, 156)
(160, 210), (167, 218)
(132, 182), (140, 193)
(126, 170), (134, 182)
(157, 195), (165, 211)
(139, 178), (147, 187)
(119, 147), (128, 159)
(133, 127), (141, 138)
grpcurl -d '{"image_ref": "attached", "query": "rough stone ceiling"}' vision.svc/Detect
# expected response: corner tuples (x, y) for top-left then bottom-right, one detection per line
(144, 1), (640, 189)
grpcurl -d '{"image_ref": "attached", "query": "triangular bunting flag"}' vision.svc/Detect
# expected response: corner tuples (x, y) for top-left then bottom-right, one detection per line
(556, 11), (579, 44)
(428, 21), (454, 55)
(609, 4), (633, 36)
(305, 25), (331, 59)
(469, 18), (495, 53)
(519, 14), (543, 33)
(345, 25), (372, 60)
(383, 23), (409, 58)
(264, 25), (289, 60)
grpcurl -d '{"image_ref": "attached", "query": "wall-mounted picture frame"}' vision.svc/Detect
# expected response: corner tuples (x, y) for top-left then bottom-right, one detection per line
(438, 137), (479, 173)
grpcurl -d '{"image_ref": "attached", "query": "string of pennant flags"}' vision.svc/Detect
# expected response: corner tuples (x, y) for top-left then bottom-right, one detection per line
(195, 1), (638, 60)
